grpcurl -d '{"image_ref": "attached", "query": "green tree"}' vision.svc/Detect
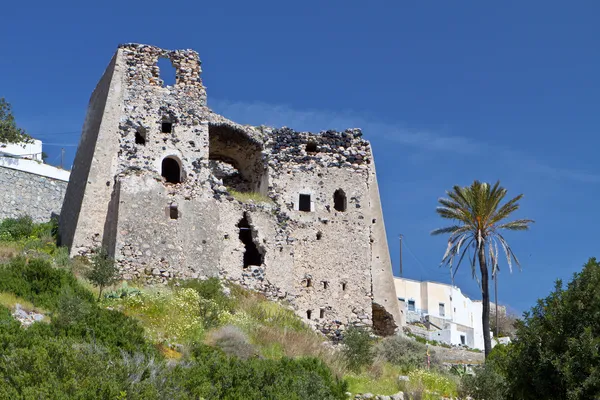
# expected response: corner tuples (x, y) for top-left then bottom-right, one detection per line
(86, 248), (119, 300)
(500, 258), (600, 400)
(431, 180), (533, 357)
(0, 98), (32, 145)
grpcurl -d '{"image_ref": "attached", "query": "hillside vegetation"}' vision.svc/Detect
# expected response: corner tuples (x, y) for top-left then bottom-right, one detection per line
(0, 216), (468, 399)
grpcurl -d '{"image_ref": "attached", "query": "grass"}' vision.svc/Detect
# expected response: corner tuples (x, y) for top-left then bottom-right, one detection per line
(0, 241), (20, 263)
(227, 188), (273, 204)
(345, 362), (403, 395)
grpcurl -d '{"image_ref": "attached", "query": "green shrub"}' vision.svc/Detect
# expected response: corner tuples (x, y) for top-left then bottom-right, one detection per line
(376, 335), (439, 371)
(342, 326), (375, 372)
(0, 256), (94, 311)
(87, 247), (119, 300)
(0, 216), (34, 240)
(459, 363), (508, 400)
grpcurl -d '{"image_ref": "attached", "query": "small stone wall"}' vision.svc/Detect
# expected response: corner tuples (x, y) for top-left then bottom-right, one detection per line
(0, 166), (67, 222)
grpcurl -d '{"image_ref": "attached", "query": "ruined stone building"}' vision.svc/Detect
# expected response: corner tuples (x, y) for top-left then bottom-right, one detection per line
(59, 43), (402, 335)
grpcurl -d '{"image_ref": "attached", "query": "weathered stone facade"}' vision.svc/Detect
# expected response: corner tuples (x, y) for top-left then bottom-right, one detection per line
(0, 166), (67, 222)
(59, 44), (401, 336)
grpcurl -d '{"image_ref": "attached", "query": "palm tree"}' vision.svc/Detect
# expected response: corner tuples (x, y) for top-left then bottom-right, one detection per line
(431, 180), (533, 358)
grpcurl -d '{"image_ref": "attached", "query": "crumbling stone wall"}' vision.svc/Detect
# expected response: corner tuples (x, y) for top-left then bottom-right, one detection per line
(60, 43), (402, 337)
(0, 167), (67, 222)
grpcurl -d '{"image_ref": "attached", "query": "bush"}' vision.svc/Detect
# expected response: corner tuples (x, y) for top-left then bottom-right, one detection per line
(459, 363), (508, 400)
(376, 335), (439, 371)
(87, 247), (119, 300)
(342, 326), (374, 372)
(0, 216), (34, 240)
(0, 256), (94, 311)
(207, 324), (256, 359)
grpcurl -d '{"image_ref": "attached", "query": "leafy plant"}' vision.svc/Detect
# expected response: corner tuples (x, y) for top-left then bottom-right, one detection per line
(342, 326), (374, 372)
(0, 98), (32, 145)
(86, 247), (119, 300)
(376, 335), (439, 371)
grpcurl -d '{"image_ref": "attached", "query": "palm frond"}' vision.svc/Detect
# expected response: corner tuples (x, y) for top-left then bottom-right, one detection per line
(489, 194), (524, 225)
(496, 219), (534, 231)
(435, 207), (474, 224)
(497, 233), (523, 272)
(431, 225), (471, 236)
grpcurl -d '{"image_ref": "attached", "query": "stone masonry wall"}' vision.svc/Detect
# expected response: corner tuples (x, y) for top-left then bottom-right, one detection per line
(61, 43), (402, 338)
(0, 166), (67, 222)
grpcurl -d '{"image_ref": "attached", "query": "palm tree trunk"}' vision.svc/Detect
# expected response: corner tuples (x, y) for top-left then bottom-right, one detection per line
(478, 244), (492, 358)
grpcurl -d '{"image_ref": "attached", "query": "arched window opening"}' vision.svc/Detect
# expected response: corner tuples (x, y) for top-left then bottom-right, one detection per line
(333, 189), (347, 212)
(157, 57), (176, 87)
(162, 157), (181, 184)
(237, 213), (264, 268)
(306, 141), (318, 153)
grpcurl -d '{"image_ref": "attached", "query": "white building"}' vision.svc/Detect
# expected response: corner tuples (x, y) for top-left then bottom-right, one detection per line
(394, 277), (504, 351)
(0, 139), (69, 181)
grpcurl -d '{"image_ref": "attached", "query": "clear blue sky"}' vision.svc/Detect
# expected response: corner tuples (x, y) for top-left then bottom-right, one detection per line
(2, 1), (599, 314)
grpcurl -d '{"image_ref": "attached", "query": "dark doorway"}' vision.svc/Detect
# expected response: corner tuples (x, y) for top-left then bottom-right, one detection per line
(162, 157), (181, 184)
(299, 194), (311, 212)
(238, 213), (264, 268)
(333, 189), (347, 212)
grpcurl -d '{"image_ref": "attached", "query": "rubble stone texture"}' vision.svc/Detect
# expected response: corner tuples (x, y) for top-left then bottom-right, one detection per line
(59, 44), (402, 336)
(0, 167), (66, 222)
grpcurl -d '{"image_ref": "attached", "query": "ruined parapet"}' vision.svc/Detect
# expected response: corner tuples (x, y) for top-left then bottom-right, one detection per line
(60, 44), (401, 337)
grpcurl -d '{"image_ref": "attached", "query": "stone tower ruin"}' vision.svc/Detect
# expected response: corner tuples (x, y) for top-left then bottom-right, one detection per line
(59, 44), (402, 335)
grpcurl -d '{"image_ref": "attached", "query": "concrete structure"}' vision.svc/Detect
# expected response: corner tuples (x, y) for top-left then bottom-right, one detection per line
(394, 277), (504, 350)
(59, 43), (401, 337)
(0, 140), (69, 222)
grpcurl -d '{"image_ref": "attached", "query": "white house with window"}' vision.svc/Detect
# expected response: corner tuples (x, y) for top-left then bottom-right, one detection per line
(394, 277), (503, 351)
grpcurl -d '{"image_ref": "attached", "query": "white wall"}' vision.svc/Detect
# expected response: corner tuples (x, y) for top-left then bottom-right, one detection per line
(0, 156), (69, 181)
(0, 140), (43, 161)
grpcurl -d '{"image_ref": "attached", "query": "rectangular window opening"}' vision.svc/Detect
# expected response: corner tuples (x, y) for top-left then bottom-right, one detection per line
(460, 335), (466, 345)
(306, 310), (312, 319)
(319, 309), (325, 318)
(169, 205), (178, 219)
(342, 282), (347, 291)
(323, 281), (328, 289)
(439, 303), (445, 317)
(162, 122), (173, 134)
(298, 194), (311, 212)
(408, 300), (415, 312)
(306, 278), (312, 287)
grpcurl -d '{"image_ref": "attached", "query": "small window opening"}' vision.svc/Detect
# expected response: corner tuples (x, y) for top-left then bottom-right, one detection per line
(299, 194), (311, 212)
(169, 204), (178, 219)
(316, 232), (322, 240)
(135, 129), (147, 145)
(408, 300), (416, 311)
(439, 303), (445, 317)
(333, 189), (347, 212)
(460, 335), (466, 345)
(306, 278), (312, 287)
(157, 57), (176, 87)
(237, 213), (264, 268)
(161, 121), (173, 134)
(342, 282), (347, 291)
(319, 309), (325, 319)
(323, 281), (329, 289)
(306, 310), (312, 319)
(306, 141), (318, 153)
(161, 157), (181, 184)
